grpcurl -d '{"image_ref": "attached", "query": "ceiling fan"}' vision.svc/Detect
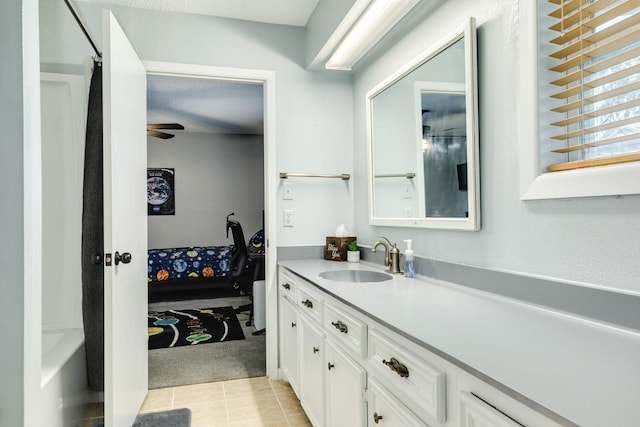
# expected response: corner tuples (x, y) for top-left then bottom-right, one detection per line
(146, 123), (184, 139)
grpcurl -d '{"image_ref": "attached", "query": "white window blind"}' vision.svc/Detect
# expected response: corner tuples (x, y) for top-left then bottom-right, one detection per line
(547, 0), (640, 172)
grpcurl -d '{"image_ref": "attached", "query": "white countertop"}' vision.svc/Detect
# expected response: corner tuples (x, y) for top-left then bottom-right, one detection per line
(279, 259), (640, 427)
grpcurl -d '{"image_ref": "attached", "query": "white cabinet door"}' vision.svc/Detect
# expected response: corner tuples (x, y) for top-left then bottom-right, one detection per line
(280, 297), (300, 395)
(299, 316), (325, 427)
(368, 379), (428, 427)
(325, 340), (367, 427)
(102, 11), (148, 427)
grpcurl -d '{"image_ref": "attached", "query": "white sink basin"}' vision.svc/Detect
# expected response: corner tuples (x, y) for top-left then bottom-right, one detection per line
(319, 269), (392, 283)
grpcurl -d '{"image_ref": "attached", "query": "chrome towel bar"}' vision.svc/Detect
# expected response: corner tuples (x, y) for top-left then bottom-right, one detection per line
(279, 172), (351, 181)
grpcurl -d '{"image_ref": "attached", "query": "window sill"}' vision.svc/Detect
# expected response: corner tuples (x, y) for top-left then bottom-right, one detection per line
(521, 162), (640, 200)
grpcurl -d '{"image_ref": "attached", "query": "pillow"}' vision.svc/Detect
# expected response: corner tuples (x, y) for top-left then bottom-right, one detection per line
(248, 229), (265, 254)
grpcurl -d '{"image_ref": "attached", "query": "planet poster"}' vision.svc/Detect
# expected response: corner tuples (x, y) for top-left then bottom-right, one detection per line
(147, 168), (175, 215)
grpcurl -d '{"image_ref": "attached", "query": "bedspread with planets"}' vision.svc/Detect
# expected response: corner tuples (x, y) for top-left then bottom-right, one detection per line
(148, 246), (233, 283)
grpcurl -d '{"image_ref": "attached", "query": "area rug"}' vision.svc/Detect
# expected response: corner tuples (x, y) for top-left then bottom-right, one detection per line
(148, 306), (244, 350)
(133, 408), (191, 427)
(91, 408), (191, 427)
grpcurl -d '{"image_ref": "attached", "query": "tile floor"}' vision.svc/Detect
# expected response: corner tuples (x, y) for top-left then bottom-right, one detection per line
(76, 377), (311, 427)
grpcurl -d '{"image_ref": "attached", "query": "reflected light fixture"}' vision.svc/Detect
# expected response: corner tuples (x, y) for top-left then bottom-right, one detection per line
(325, 0), (420, 71)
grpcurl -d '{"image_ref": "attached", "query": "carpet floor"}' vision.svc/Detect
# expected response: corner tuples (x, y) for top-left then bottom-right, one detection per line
(148, 296), (266, 389)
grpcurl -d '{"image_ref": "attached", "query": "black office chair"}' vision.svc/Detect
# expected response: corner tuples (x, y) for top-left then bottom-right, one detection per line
(226, 214), (262, 327)
(226, 214), (252, 295)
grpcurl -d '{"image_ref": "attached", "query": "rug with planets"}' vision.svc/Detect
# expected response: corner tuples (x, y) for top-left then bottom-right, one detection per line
(148, 306), (245, 350)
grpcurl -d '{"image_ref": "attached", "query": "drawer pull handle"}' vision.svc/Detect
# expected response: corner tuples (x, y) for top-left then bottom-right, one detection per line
(282, 283), (291, 290)
(327, 362), (335, 370)
(301, 299), (314, 308)
(291, 322), (297, 328)
(373, 412), (383, 424)
(382, 357), (410, 378)
(313, 346), (319, 354)
(331, 320), (349, 334)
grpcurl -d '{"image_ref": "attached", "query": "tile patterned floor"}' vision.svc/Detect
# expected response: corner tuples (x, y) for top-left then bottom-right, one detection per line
(141, 377), (311, 427)
(75, 377), (311, 427)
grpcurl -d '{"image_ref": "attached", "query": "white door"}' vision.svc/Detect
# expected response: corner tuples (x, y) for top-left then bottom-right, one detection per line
(103, 11), (148, 427)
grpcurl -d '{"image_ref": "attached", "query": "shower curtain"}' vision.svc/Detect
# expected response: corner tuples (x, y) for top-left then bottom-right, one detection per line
(81, 60), (104, 391)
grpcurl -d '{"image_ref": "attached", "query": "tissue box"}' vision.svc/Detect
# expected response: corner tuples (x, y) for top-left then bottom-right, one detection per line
(325, 236), (356, 261)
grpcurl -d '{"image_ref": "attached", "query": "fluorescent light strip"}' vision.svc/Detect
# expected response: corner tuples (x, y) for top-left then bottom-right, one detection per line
(325, 0), (420, 70)
(313, 0), (372, 66)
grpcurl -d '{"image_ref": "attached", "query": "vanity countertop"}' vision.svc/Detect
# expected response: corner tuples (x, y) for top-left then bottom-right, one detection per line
(279, 259), (640, 427)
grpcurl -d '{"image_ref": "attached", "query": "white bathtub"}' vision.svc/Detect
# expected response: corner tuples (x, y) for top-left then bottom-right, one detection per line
(41, 328), (97, 427)
(41, 328), (85, 388)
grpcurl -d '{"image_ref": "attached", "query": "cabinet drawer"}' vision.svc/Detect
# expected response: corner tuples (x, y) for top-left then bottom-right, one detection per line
(369, 329), (446, 423)
(460, 392), (522, 427)
(368, 378), (428, 427)
(278, 269), (297, 301)
(323, 301), (367, 358)
(296, 281), (323, 324)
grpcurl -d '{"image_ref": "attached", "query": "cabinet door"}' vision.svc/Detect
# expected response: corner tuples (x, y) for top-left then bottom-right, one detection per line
(280, 297), (300, 395)
(300, 316), (325, 427)
(325, 340), (367, 427)
(368, 379), (428, 427)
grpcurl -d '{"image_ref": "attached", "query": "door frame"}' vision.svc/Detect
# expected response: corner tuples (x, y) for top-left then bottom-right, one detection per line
(143, 61), (278, 377)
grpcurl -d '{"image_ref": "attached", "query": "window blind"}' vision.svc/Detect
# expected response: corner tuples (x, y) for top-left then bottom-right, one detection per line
(547, 0), (640, 172)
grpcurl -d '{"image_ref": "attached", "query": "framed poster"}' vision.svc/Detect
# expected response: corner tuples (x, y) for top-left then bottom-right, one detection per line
(147, 168), (175, 215)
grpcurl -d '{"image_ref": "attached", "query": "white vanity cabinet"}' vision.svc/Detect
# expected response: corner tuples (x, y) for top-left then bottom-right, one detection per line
(278, 268), (369, 427)
(277, 260), (610, 427)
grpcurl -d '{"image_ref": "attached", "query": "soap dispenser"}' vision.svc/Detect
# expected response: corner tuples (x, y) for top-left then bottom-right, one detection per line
(403, 239), (416, 278)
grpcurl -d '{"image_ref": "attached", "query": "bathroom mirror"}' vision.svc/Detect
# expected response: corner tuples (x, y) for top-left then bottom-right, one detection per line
(366, 18), (479, 230)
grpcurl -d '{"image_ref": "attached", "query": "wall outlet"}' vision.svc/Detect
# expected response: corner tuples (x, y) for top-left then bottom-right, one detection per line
(283, 209), (294, 227)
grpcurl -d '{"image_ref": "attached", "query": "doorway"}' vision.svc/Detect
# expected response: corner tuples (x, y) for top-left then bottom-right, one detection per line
(143, 62), (277, 388)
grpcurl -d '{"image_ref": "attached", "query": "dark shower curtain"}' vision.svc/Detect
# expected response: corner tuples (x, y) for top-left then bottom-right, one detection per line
(81, 60), (104, 391)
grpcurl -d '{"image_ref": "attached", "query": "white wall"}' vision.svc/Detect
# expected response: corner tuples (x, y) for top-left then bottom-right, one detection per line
(1, 1), (42, 426)
(353, 0), (640, 292)
(39, 0), (355, 248)
(147, 132), (264, 248)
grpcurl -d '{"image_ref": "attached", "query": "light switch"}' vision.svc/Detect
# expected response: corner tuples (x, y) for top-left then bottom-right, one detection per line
(283, 182), (294, 200)
(403, 182), (412, 199)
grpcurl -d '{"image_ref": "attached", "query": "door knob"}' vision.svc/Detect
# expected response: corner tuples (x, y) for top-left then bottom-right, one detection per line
(114, 251), (132, 266)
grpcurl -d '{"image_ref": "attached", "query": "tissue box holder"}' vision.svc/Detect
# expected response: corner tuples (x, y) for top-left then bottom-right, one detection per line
(325, 236), (356, 262)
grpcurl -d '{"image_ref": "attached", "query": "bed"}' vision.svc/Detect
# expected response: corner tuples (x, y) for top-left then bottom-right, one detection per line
(147, 245), (234, 283)
(147, 214), (264, 296)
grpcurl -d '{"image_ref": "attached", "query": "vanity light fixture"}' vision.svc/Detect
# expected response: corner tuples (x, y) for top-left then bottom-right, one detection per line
(325, 0), (420, 71)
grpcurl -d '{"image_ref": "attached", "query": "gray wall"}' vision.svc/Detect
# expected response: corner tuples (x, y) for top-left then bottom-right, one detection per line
(147, 132), (264, 249)
(353, 0), (640, 292)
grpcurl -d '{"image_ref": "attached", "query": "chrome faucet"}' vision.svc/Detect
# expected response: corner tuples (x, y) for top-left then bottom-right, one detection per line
(371, 237), (402, 274)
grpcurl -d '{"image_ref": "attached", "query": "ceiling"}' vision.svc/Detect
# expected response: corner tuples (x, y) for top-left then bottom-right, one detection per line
(76, 0), (321, 26)
(146, 75), (265, 136)
(80, 0), (322, 137)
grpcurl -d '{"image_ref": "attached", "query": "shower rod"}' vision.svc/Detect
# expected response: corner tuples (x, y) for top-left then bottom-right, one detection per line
(63, 0), (102, 59)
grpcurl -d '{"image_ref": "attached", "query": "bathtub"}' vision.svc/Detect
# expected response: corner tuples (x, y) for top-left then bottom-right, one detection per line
(41, 329), (95, 427)
(41, 328), (85, 387)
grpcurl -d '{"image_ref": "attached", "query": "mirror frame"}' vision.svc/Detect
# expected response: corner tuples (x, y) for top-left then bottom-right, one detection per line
(366, 18), (479, 230)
